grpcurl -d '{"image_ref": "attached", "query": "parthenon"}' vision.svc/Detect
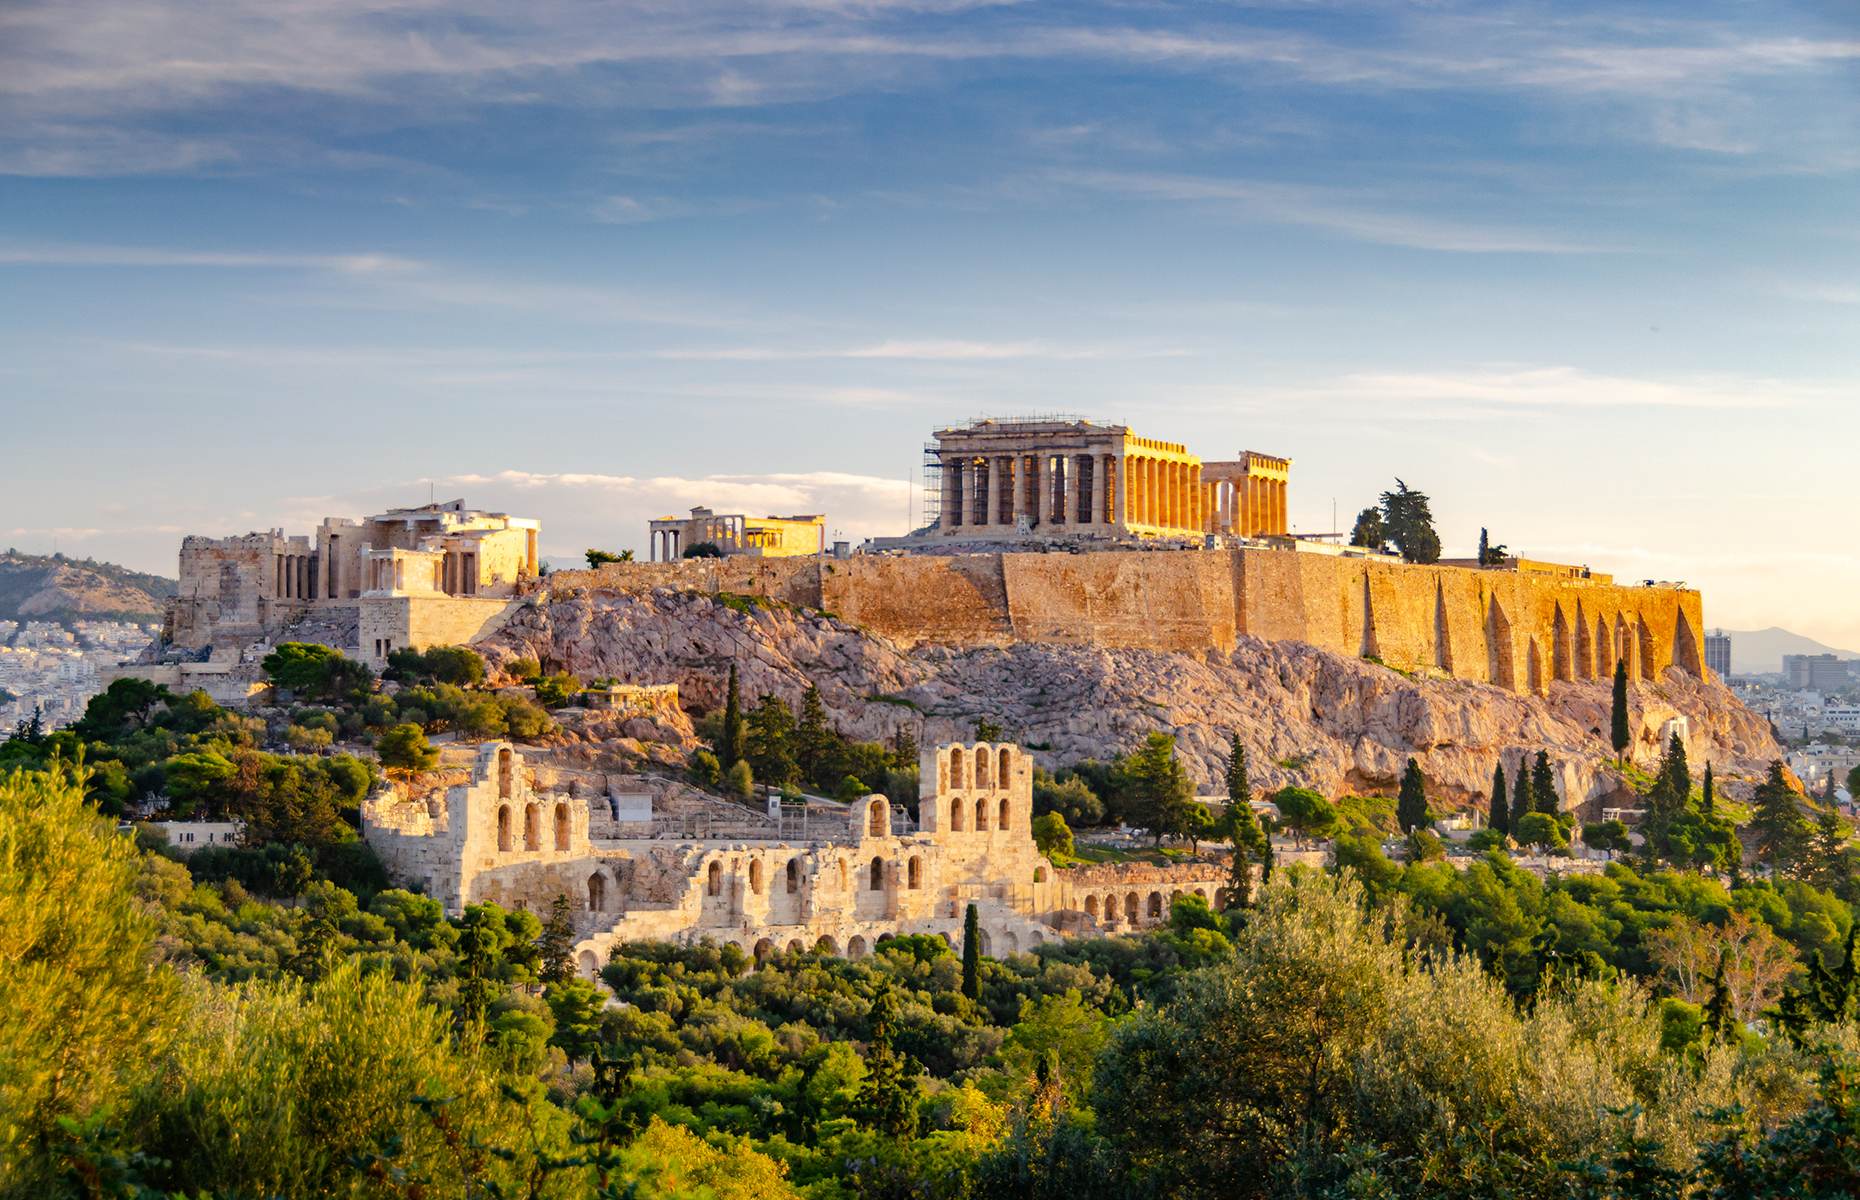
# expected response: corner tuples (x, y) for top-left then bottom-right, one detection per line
(929, 417), (1292, 542)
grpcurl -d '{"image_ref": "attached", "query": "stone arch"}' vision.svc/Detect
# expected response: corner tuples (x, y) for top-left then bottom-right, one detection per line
(753, 938), (774, 961)
(749, 859), (764, 894)
(974, 798), (988, 832)
(1002, 931), (1018, 954)
(868, 799), (887, 838)
(975, 749), (991, 789)
(1170, 889), (1183, 907)
(952, 798), (965, 831)
(498, 747), (512, 799)
(907, 856), (922, 889)
(1125, 893), (1139, 923)
(878, 932), (897, 945)
(786, 858), (800, 893)
(815, 935), (839, 956)
(1085, 895), (1099, 918)
(869, 856), (884, 891)
(1675, 610), (1703, 677)
(998, 747), (1011, 784)
(1553, 604), (1573, 682)
(998, 797), (1010, 830)
(497, 805), (511, 852)
(1147, 892), (1163, 919)
(951, 748), (966, 790)
(707, 861), (722, 897)
(524, 803), (540, 851)
(936, 932), (951, 947)
(848, 935), (868, 958)
(1637, 616), (1657, 681)
(1194, 888), (1207, 900)
(588, 872), (607, 912)
(554, 802), (570, 851)
(1033, 866), (1046, 883)
(787, 939), (804, 955)
(577, 950), (598, 979)
(1029, 930), (1044, 946)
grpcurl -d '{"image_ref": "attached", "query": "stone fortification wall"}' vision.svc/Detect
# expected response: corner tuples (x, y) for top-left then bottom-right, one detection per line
(541, 549), (1702, 696)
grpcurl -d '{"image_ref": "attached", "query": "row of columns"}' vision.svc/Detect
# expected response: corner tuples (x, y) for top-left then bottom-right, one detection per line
(369, 558), (406, 592)
(650, 528), (683, 561)
(939, 452), (1210, 534)
(1208, 476), (1288, 537)
(441, 551), (478, 596)
(275, 554), (317, 600)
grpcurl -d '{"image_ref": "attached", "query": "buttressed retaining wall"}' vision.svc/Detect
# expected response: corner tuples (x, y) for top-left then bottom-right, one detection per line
(543, 549), (1703, 694)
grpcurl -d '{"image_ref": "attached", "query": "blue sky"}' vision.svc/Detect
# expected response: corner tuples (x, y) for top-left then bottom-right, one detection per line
(2, 0), (1855, 643)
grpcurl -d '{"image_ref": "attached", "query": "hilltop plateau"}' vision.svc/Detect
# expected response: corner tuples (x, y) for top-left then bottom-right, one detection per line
(0, 551), (176, 624)
(474, 585), (1782, 813)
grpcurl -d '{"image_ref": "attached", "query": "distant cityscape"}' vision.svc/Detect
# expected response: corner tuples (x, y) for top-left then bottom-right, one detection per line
(0, 620), (157, 732)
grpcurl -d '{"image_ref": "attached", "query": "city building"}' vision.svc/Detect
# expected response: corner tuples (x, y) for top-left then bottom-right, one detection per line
(1784, 654), (1850, 691)
(647, 507), (826, 562)
(921, 416), (1293, 543)
(1705, 629), (1731, 679)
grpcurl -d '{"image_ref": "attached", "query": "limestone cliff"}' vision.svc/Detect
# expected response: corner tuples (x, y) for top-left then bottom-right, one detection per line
(474, 587), (1782, 814)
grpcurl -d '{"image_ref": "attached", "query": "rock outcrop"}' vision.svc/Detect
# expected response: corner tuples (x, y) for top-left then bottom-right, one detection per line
(474, 586), (1782, 814)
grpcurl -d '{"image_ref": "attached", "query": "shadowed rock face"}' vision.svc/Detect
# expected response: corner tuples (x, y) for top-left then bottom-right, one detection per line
(475, 587), (1781, 812)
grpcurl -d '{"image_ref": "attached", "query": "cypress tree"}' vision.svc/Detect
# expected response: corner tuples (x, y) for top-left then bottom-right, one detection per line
(854, 986), (921, 1140)
(1701, 761), (1715, 818)
(539, 893), (575, 985)
(1260, 837), (1275, 886)
(1396, 758), (1428, 834)
(890, 724), (919, 770)
(1225, 734), (1250, 809)
(1751, 760), (1809, 873)
(794, 683), (835, 788)
(1511, 758), (1534, 831)
(961, 903), (982, 1000)
(746, 694), (798, 787)
(1489, 763), (1509, 836)
(1611, 659), (1631, 761)
(721, 664), (745, 769)
(1703, 948), (1734, 1043)
(1666, 733), (1691, 807)
(1532, 751), (1558, 816)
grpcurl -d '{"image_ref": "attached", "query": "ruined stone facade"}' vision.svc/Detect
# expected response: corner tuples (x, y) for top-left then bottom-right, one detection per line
(363, 740), (1228, 978)
(648, 507), (826, 562)
(542, 547), (1705, 696)
(926, 416), (1293, 543)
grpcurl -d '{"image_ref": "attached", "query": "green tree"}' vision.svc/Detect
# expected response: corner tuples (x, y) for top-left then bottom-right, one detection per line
(746, 694), (798, 788)
(1488, 762), (1509, 837)
(1477, 527), (1509, 566)
(1663, 733), (1691, 808)
(1751, 760), (1810, 874)
(538, 894), (575, 985)
(1532, 750), (1558, 816)
(962, 903), (982, 1000)
(1126, 731), (1195, 846)
(1379, 479), (1440, 564)
(1703, 761), (1716, 818)
(1271, 786), (1339, 846)
(1510, 757), (1534, 831)
(584, 548), (632, 567)
(0, 766), (179, 1187)
(1396, 758), (1428, 834)
(376, 723), (439, 774)
(1031, 811), (1074, 859)
(260, 643), (371, 701)
(794, 684), (836, 787)
(1225, 734), (1250, 807)
(1349, 507), (1387, 551)
(890, 724), (919, 770)
(725, 759), (754, 802)
(1611, 658), (1631, 760)
(854, 987), (921, 1140)
(682, 542), (724, 559)
(1515, 812), (1566, 851)
(973, 716), (1004, 742)
(720, 663), (745, 769)
(73, 677), (169, 740)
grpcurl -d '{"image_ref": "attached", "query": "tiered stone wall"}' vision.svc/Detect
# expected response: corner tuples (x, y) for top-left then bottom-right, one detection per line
(539, 548), (1703, 694)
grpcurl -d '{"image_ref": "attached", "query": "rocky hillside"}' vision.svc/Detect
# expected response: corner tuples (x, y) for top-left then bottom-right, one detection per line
(474, 586), (1784, 814)
(0, 552), (176, 623)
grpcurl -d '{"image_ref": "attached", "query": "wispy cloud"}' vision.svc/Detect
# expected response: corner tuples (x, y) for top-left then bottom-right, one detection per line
(0, 240), (419, 272)
(660, 337), (1182, 360)
(1308, 366), (1832, 410)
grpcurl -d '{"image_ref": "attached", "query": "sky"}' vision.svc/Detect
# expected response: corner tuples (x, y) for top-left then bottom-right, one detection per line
(1, 0), (1855, 644)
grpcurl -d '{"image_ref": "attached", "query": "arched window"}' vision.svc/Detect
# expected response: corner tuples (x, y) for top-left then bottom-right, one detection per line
(1125, 893), (1139, 923)
(998, 798), (1010, 830)
(1148, 892), (1163, 919)
(1085, 895), (1099, 917)
(498, 748), (512, 799)
(951, 800), (965, 831)
(976, 751), (990, 789)
(786, 859), (799, 894)
(707, 861), (722, 897)
(524, 804), (539, 851)
(588, 872), (606, 912)
(868, 801), (885, 837)
(869, 856), (884, 891)
(497, 805), (511, 852)
(749, 860), (764, 894)
(998, 747), (1011, 784)
(907, 856), (922, 889)
(974, 798), (988, 831)
(1171, 890), (1183, 906)
(1033, 867), (1046, 883)
(848, 935), (867, 958)
(554, 803), (570, 851)
(951, 749), (965, 790)
(754, 938), (773, 961)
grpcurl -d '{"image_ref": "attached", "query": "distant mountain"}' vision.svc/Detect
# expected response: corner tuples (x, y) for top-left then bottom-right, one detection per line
(0, 551), (176, 624)
(1718, 627), (1860, 675)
